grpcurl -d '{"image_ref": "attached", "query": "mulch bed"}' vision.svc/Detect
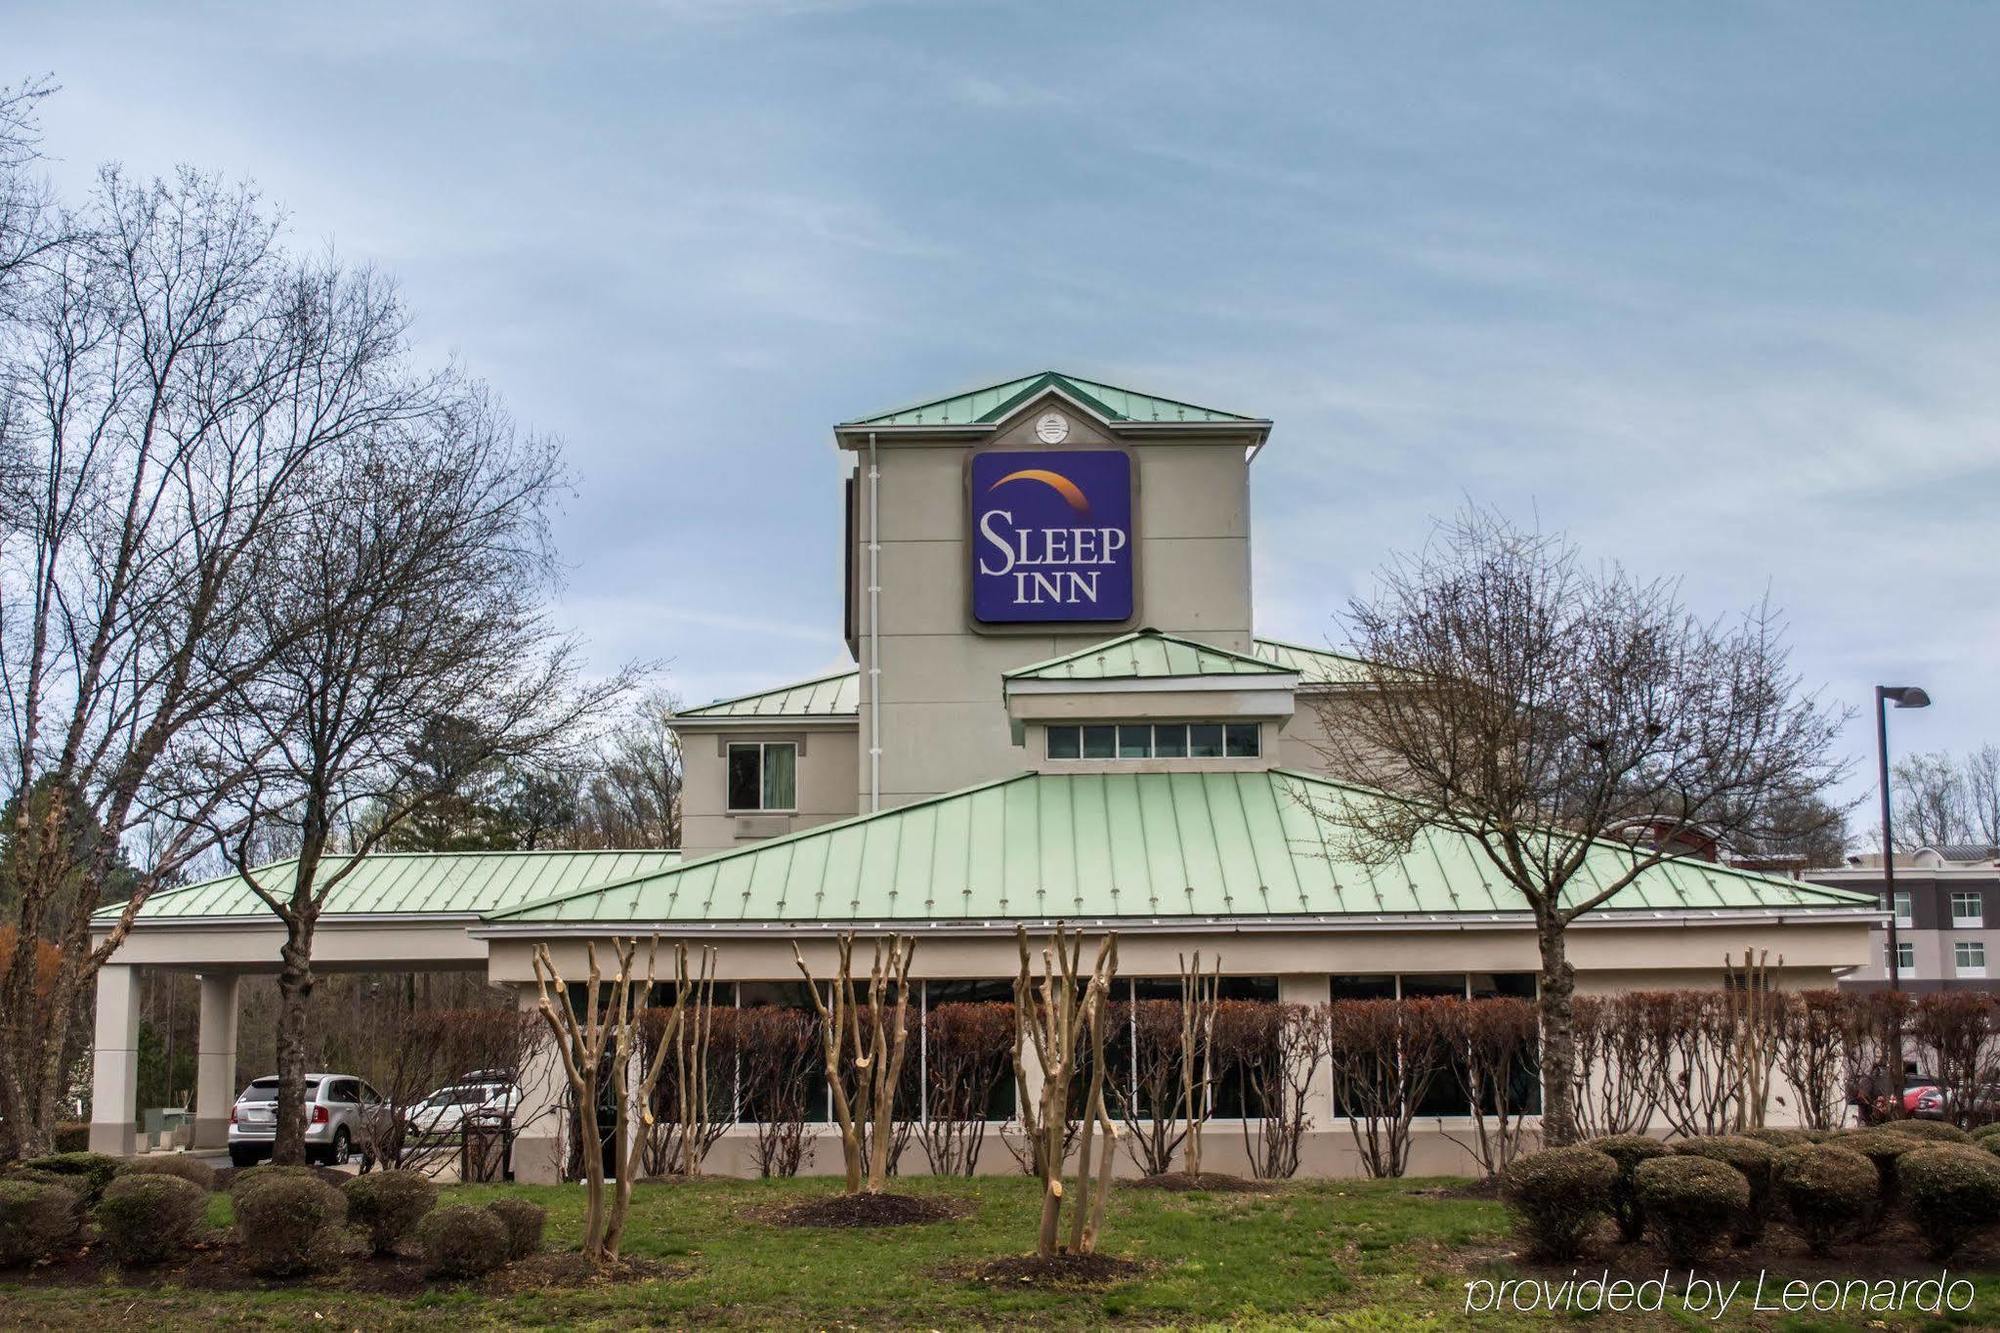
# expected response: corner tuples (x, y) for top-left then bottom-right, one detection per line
(961, 1252), (1151, 1288)
(1124, 1171), (1263, 1193)
(766, 1191), (968, 1228)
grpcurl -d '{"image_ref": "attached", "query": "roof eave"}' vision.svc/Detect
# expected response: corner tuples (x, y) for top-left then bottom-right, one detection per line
(472, 904), (1883, 939)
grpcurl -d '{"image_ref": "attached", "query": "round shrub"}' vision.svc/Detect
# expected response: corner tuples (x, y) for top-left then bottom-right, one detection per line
(1881, 1119), (1972, 1145)
(96, 1173), (206, 1266)
(1899, 1143), (2000, 1261)
(1970, 1122), (2000, 1142)
(485, 1197), (545, 1260)
(232, 1173), (348, 1276)
(1589, 1135), (1669, 1243)
(1839, 1130), (1918, 1231)
(1743, 1126), (1811, 1149)
(1633, 1155), (1748, 1268)
(0, 1179), (79, 1267)
(1773, 1144), (1877, 1256)
(117, 1155), (217, 1193)
(1500, 1146), (1617, 1261)
(1671, 1136), (1777, 1244)
(416, 1203), (510, 1279)
(22, 1152), (121, 1205)
(341, 1170), (438, 1255)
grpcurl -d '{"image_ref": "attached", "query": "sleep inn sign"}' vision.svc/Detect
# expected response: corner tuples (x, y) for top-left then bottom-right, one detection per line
(971, 448), (1134, 623)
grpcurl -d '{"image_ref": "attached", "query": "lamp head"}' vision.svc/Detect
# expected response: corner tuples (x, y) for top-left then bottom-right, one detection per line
(1881, 685), (1932, 709)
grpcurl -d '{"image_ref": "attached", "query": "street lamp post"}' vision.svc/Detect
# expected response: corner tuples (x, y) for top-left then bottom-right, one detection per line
(1875, 683), (1930, 1118)
(1876, 684), (1932, 993)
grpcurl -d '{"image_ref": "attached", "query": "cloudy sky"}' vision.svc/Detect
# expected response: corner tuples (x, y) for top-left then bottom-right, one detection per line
(12, 1), (1996, 820)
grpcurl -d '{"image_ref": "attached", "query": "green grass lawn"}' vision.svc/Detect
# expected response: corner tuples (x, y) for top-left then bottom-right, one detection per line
(3, 1174), (1999, 1329)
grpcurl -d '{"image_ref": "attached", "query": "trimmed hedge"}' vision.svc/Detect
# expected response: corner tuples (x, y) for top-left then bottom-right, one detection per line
(52, 1124), (89, 1153)
(485, 1197), (545, 1261)
(1588, 1135), (1668, 1243)
(416, 1204), (510, 1279)
(1838, 1130), (1919, 1231)
(232, 1173), (349, 1276)
(0, 1179), (79, 1267)
(1899, 1143), (2000, 1261)
(21, 1152), (121, 1205)
(1500, 1146), (1617, 1261)
(1881, 1119), (1972, 1145)
(117, 1155), (218, 1193)
(342, 1171), (438, 1255)
(1671, 1136), (1777, 1244)
(1773, 1143), (1876, 1256)
(1633, 1155), (1748, 1268)
(1742, 1126), (1811, 1149)
(96, 1174), (206, 1266)
(1970, 1121), (2000, 1143)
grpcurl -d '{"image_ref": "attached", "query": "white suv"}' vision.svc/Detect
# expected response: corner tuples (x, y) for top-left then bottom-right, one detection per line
(228, 1073), (384, 1168)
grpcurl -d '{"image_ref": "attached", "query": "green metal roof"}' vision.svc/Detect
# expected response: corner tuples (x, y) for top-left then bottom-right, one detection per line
(482, 769), (1873, 926)
(104, 849), (684, 922)
(1005, 630), (1293, 683)
(676, 669), (860, 720)
(674, 638), (1361, 722)
(1250, 636), (1376, 686)
(843, 371), (1262, 429)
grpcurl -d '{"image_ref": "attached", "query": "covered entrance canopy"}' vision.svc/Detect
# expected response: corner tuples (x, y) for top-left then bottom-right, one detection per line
(85, 849), (679, 1154)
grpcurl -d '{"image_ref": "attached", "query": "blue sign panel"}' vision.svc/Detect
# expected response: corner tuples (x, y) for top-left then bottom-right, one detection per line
(970, 450), (1134, 624)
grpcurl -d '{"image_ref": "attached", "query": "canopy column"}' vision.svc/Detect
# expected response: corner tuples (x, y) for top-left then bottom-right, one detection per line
(1279, 973), (1333, 1127)
(512, 983), (567, 1184)
(193, 973), (241, 1148)
(88, 964), (140, 1156)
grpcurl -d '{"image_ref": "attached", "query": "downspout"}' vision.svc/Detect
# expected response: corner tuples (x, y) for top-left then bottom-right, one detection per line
(867, 431), (882, 812)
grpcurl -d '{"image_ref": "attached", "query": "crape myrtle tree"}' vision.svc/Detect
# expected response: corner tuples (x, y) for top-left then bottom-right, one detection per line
(1307, 507), (1848, 1147)
(208, 388), (633, 1165)
(0, 164), (437, 1157)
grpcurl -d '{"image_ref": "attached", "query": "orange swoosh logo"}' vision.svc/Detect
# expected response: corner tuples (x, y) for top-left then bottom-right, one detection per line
(988, 468), (1090, 513)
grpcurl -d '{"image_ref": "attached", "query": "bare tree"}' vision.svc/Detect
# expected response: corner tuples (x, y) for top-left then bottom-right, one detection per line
(210, 387), (633, 1163)
(0, 76), (65, 329)
(792, 933), (916, 1194)
(1890, 746), (2000, 851)
(532, 938), (705, 1268)
(1013, 924), (1118, 1260)
(1177, 952), (1220, 1180)
(1439, 997), (1538, 1180)
(0, 170), (430, 1156)
(919, 1000), (1014, 1177)
(1568, 993), (1658, 1137)
(1773, 989), (1848, 1133)
(1308, 507), (1848, 1145)
(580, 690), (682, 848)
(1894, 751), (1971, 850)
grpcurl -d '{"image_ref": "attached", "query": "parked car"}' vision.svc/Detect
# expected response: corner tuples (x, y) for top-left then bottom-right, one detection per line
(1913, 1082), (2000, 1123)
(227, 1073), (387, 1168)
(1847, 1067), (1940, 1124)
(403, 1075), (520, 1137)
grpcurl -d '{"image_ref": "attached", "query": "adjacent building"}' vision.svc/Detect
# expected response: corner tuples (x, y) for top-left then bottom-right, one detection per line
(1812, 846), (2000, 992)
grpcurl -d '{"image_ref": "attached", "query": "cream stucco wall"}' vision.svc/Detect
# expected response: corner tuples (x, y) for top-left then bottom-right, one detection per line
(678, 723), (859, 858)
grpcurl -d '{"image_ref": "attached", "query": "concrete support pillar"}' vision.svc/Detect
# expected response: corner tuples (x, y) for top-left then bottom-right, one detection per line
(193, 973), (240, 1148)
(89, 964), (140, 1156)
(1279, 973), (1333, 1128)
(512, 984), (566, 1184)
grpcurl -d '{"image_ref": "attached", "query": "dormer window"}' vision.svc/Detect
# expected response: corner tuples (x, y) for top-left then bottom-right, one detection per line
(1045, 722), (1259, 761)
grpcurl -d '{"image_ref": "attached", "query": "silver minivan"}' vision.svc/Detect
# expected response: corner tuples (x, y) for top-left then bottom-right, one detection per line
(227, 1073), (384, 1168)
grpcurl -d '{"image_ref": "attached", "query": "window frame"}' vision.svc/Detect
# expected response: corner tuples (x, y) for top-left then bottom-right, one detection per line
(1888, 940), (1915, 973)
(725, 740), (798, 814)
(1042, 721), (1261, 762)
(1893, 890), (1913, 928)
(1956, 940), (1987, 976)
(1952, 891), (1984, 928)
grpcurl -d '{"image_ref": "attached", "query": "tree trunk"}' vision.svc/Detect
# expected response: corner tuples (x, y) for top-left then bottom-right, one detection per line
(273, 930), (316, 1164)
(1535, 915), (1579, 1148)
